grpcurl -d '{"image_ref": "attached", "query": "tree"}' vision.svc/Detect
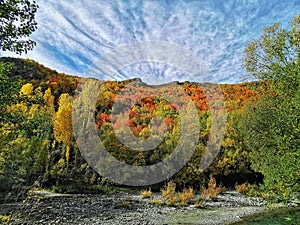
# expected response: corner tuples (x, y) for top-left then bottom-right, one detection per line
(0, 84), (53, 193)
(53, 93), (72, 162)
(242, 15), (300, 201)
(0, 0), (38, 54)
(0, 61), (22, 123)
(244, 14), (299, 94)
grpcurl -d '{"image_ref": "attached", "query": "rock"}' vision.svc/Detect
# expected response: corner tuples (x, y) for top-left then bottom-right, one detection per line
(0, 191), (273, 225)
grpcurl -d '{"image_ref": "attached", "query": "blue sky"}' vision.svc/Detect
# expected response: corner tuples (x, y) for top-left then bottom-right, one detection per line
(1, 0), (299, 84)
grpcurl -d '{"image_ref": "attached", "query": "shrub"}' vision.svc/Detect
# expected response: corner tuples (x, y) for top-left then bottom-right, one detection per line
(119, 201), (130, 208)
(201, 174), (225, 198)
(161, 181), (176, 203)
(147, 199), (163, 205)
(178, 188), (195, 206)
(235, 183), (249, 194)
(140, 189), (152, 198)
(161, 181), (195, 206)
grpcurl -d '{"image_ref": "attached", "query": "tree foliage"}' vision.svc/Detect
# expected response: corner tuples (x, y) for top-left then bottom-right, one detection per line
(0, 0), (38, 54)
(0, 57), (266, 196)
(53, 93), (72, 162)
(0, 83), (53, 193)
(0, 61), (22, 123)
(244, 14), (299, 93)
(242, 14), (300, 201)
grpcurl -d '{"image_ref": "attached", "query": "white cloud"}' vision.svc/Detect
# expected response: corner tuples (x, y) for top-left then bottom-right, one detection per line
(1, 0), (299, 83)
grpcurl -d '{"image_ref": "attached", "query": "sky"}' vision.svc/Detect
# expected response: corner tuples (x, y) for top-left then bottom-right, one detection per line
(1, 0), (299, 84)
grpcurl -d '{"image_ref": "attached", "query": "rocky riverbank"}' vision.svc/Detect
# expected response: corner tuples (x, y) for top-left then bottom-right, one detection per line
(0, 191), (274, 225)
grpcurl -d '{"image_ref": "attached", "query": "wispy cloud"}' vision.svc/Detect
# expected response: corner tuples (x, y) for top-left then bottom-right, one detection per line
(1, 0), (299, 83)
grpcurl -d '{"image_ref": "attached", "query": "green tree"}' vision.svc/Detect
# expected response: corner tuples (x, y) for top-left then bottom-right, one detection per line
(244, 15), (299, 93)
(0, 62), (22, 123)
(242, 15), (300, 201)
(0, 0), (38, 54)
(208, 110), (258, 186)
(0, 84), (53, 193)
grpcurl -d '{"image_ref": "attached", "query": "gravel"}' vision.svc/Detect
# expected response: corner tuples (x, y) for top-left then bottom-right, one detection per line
(0, 191), (270, 225)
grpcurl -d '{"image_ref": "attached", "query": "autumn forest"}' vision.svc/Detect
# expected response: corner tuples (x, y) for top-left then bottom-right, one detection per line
(0, 1), (299, 207)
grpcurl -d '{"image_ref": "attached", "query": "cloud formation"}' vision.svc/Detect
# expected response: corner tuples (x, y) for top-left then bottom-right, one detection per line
(1, 0), (299, 83)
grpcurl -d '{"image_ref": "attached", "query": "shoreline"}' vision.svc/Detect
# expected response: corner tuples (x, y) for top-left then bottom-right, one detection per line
(0, 191), (297, 225)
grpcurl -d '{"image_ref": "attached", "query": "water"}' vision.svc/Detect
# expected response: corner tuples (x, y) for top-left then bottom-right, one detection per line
(234, 208), (300, 225)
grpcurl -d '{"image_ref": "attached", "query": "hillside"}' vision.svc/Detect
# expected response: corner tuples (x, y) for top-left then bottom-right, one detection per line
(0, 57), (80, 99)
(0, 57), (265, 196)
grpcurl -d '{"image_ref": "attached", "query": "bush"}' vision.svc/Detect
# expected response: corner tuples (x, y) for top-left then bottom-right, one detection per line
(201, 174), (225, 198)
(161, 181), (195, 206)
(235, 183), (249, 194)
(140, 189), (152, 198)
(147, 199), (163, 205)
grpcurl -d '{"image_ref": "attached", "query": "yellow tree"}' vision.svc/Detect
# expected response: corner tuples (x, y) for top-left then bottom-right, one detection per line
(53, 93), (72, 162)
(43, 88), (55, 110)
(20, 83), (34, 96)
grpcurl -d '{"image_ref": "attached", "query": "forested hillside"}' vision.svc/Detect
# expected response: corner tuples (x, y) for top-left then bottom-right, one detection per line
(0, 57), (262, 195)
(0, 4), (299, 225)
